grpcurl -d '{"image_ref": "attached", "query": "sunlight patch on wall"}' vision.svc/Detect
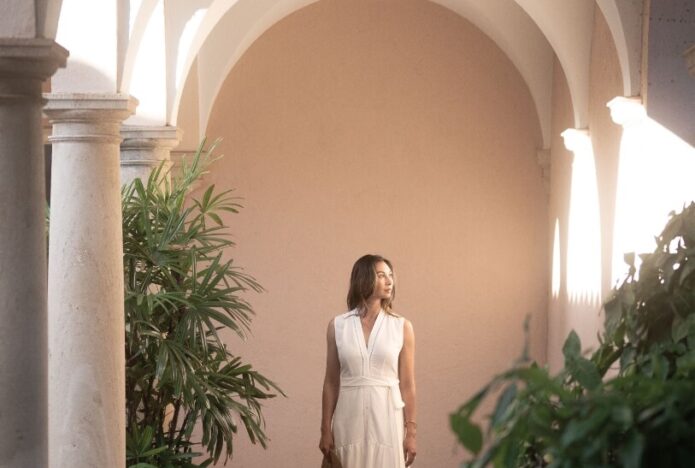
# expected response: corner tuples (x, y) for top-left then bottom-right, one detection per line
(609, 97), (695, 285)
(552, 218), (561, 298)
(563, 129), (602, 305)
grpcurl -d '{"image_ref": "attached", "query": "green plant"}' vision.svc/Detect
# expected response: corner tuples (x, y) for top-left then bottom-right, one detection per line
(123, 140), (283, 467)
(451, 204), (695, 467)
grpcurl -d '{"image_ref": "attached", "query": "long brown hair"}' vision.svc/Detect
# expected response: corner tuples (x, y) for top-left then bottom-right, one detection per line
(346, 254), (396, 315)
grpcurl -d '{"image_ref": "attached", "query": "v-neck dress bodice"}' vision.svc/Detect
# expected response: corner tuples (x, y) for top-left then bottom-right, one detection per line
(332, 310), (406, 468)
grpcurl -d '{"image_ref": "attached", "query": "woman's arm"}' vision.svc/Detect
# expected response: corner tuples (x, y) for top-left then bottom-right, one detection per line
(399, 319), (417, 466)
(319, 319), (340, 456)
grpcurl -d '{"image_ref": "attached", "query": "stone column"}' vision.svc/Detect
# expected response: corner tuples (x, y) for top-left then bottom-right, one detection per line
(120, 125), (181, 185)
(0, 38), (67, 468)
(44, 94), (136, 468)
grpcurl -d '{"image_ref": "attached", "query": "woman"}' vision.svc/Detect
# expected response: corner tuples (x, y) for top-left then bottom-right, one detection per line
(320, 254), (417, 467)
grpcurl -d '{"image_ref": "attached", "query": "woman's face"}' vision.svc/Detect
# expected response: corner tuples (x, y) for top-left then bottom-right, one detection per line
(371, 261), (394, 300)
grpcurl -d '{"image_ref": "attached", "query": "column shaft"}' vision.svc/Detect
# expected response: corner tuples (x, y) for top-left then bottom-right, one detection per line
(45, 94), (136, 468)
(0, 39), (66, 468)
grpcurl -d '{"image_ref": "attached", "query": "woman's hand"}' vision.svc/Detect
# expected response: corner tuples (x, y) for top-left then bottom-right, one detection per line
(399, 319), (417, 466)
(319, 429), (335, 457)
(404, 432), (417, 466)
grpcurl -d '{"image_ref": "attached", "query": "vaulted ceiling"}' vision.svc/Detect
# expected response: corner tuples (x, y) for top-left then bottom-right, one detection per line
(53, 0), (642, 149)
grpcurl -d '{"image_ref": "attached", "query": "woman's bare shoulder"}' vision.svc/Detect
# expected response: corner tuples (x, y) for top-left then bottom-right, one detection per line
(388, 311), (410, 322)
(400, 316), (414, 333)
(327, 311), (352, 333)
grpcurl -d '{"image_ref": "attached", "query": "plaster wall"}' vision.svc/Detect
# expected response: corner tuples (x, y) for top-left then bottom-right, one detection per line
(547, 8), (623, 371)
(200, 0), (548, 465)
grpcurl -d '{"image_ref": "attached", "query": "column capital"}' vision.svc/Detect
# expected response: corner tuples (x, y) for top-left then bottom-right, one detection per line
(44, 93), (138, 122)
(119, 125), (182, 185)
(44, 94), (137, 144)
(561, 128), (591, 154)
(121, 125), (182, 151)
(606, 96), (645, 127)
(0, 38), (68, 80)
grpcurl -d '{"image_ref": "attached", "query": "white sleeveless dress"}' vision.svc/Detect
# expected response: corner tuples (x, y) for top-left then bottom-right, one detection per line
(332, 310), (406, 468)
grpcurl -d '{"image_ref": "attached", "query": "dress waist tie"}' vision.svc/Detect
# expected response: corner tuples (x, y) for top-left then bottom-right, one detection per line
(340, 376), (405, 468)
(340, 376), (405, 409)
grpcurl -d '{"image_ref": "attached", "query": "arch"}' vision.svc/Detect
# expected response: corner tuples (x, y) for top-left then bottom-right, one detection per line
(67, 0), (643, 143)
(515, 0), (595, 129)
(431, 0), (553, 147)
(182, 0), (317, 131)
(595, 0), (643, 97)
(119, 0), (171, 125)
(119, 0), (159, 93)
(169, 0), (554, 148)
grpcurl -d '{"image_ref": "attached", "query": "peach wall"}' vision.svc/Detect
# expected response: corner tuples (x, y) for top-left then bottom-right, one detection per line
(201, 0), (547, 466)
(547, 8), (623, 371)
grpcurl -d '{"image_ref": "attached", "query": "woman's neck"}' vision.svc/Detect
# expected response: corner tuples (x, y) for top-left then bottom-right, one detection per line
(361, 299), (382, 320)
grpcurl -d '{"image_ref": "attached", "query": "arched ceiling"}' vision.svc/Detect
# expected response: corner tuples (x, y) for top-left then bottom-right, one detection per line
(172, 0), (557, 147)
(169, 0), (316, 131)
(113, 0), (643, 148)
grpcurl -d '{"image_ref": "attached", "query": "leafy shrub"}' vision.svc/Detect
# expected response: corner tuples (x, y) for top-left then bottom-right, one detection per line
(451, 204), (695, 467)
(123, 141), (283, 467)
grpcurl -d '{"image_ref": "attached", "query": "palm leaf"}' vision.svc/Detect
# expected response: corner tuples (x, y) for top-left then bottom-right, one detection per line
(124, 139), (283, 466)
